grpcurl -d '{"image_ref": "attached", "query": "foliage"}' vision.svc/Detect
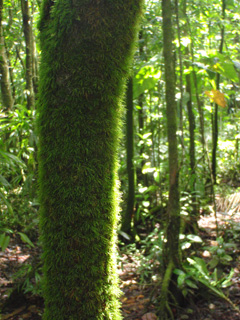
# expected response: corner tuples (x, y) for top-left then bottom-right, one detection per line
(174, 256), (235, 305)
(1, 0), (240, 317)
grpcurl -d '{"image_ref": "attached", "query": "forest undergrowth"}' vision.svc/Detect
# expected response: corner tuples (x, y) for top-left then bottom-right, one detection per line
(1, 195), (240, 320)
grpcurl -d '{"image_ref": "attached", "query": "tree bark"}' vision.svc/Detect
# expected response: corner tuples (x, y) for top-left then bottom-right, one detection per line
(21, 0), (35, 109)
(212, 0), (226, 184)
(37, 0), (142, 319)
(160, 0), (181, 317)
(0, 0), (14, 110)
(121, 77), (136, 238)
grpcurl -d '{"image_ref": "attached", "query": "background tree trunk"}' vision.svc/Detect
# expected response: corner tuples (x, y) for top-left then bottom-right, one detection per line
(37, 0), (142, 319)
(160, 0), (181, 317)
(212, 0), (225, 185)
(122, 77), (136, 238)
(21, 0), (35, 109)
(0, 0), (14, 110)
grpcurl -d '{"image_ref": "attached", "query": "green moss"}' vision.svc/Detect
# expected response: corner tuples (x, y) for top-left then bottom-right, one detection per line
(37, 0), (143, 319)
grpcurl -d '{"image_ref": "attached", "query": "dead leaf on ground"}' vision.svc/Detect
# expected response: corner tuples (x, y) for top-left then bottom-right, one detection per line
(142, 312), (158, 320)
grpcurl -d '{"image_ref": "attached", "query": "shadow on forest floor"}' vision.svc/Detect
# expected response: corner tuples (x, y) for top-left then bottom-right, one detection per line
(1, 210), (240, 320)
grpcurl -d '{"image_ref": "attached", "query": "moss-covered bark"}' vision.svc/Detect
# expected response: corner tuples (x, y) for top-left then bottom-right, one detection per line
(37, 1), (142, 319)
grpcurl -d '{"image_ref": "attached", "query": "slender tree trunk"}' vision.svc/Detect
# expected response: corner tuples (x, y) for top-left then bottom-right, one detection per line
(137, 30), (149, 187)
(212, 0), (225, 184)
(182, 0), (198, 221)
(186, 72), (199, 221)
(175, 0), (184, 152)
(0, 0), (14, 110)
(121, 77), (136, 238)
(21, 0), (35, 109)
(37, 0), (142, 319)
(30, 1), (38, 95)
(160, 0), (181, 317)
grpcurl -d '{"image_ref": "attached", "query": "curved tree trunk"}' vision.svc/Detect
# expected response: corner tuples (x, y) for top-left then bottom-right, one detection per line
(37, 0), (142, 319)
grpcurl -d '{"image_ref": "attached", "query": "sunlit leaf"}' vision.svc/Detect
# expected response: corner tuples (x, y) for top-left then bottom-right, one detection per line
(133, 65), (161, 99)
(186, 234), (203, 243)
(205, 90), (226, 108)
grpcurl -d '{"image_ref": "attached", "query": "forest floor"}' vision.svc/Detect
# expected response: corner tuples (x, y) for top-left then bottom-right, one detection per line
(1, 210), (240, 320)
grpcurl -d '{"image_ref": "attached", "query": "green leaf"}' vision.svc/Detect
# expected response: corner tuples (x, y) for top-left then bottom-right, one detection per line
(0, 175), (11, 188)
(174, 268), (185, 276)
(222, 254), (233, 262)
(181, 242), (191, 250)
(209, 256), (219, 269)
(18, 232), (34, 247)
(177, 273), (186, 287)
(185, 279), (198, 289)
(219, 62), (238, 82)
(153, 171), (160, 183)
(118, 230), (131, 241)
(133, 65), (161, 99)
(0, 234), (10, 251)
(186, 234), (203, 243)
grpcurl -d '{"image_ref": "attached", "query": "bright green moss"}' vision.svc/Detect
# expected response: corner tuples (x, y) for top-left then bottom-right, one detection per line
(37, 0), (143, 319)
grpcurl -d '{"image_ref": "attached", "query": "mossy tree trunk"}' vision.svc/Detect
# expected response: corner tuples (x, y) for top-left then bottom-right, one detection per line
(160, 0), (181, 317)
(37, 1), (142, 319)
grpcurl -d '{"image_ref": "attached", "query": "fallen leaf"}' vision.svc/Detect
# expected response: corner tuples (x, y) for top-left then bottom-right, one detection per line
(142, 312), (158, 320)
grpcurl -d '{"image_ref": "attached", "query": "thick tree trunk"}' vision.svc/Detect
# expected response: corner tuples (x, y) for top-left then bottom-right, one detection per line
(37, 0), (142, 319)
(21, 0), (35, 109)
(0, 0), (14, 110)
(122, 78), (135, 237)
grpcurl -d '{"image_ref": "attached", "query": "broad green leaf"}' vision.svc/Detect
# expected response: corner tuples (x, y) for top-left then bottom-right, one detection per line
(18, 232), (34, 247)
(174, 269), (185, 276)
(218, 62), (238, 82)
(193, 257), (209, 276)
(0, 234), (10, 251)
(133, 65), (161, 99)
